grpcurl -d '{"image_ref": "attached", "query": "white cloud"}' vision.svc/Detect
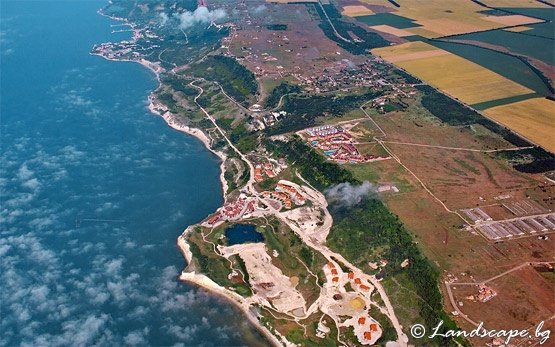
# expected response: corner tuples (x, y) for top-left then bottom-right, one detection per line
(105, 258), (124, 277)
(60, 314), (110, 345)
(124, 328), (149, 345)
(22, 178), (40, 190)
(252, 4), (267, 14)
(176, 7), (226, 30)
(85, 287), (110, 305)
(28, 216), (56, 231)
(17, 164), (33, 181)
(325, 181), (377, 207)
(159, 12), (169, 26)
(165, 324), (198, 341)
(60, 145), (84, 161)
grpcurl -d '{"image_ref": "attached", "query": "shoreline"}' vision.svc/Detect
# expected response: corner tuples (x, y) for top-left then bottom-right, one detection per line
(95, 7), (278, 345)
(147, 96), (230, 197)
(152, 96), (281, 345)
(151, 96), (282, 345)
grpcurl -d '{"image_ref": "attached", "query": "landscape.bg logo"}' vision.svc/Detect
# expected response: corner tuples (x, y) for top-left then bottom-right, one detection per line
(410, 320), (551, 345)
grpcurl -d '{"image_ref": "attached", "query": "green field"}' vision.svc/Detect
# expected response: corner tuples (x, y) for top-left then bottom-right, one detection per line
(355, 13), (421, 29)
(523, 21), (555, 39)
(449, 28), (555, 65)
(496, 7), (554, 21)
(471, 92), (539, 110)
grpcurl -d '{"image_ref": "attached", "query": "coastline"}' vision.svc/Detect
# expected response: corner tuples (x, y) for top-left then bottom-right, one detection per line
(151, 94), (282, 345)
(151, 97), (283, 345)
(94, 7), (277, 345)
(147, 97), (230, 197)
(146, 75), (279, 345)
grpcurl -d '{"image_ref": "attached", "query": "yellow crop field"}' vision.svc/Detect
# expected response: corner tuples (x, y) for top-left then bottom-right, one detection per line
(353, 0), (546, 38)
(398, 55), (532, 104)
(410, 17), (498, 37)
(371, 41), (439, 58)
(385, 50), (449, 63)
(484, 98), (555, 152)
(372, 42), (533, 105)
(404, 27), (443, 38)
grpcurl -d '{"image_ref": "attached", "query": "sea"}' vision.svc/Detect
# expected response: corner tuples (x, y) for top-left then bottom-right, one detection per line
(0, 1), (267, 346)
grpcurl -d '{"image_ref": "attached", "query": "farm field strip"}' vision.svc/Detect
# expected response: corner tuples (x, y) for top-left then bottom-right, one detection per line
(372, 41), (534, 104)
(482, 14), (544, 26)
(477, 0), (553, 8)
(483, 97), (555, 152)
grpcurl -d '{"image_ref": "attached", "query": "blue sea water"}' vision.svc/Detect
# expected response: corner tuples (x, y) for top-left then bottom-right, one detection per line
(0, 1), (266, 346)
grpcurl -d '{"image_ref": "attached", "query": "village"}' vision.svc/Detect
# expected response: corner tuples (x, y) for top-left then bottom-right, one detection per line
(295, 60), (395, 94)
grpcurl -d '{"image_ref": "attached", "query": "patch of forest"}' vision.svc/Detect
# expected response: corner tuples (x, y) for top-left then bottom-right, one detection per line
(189, 55), (259, 106)
(308, 3), (390, 55)
(264, 82), (302, 109)
(266, 90), (382, 135)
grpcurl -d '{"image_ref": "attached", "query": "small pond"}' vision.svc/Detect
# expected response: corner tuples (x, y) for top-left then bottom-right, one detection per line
(225, 224), (264, 245)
